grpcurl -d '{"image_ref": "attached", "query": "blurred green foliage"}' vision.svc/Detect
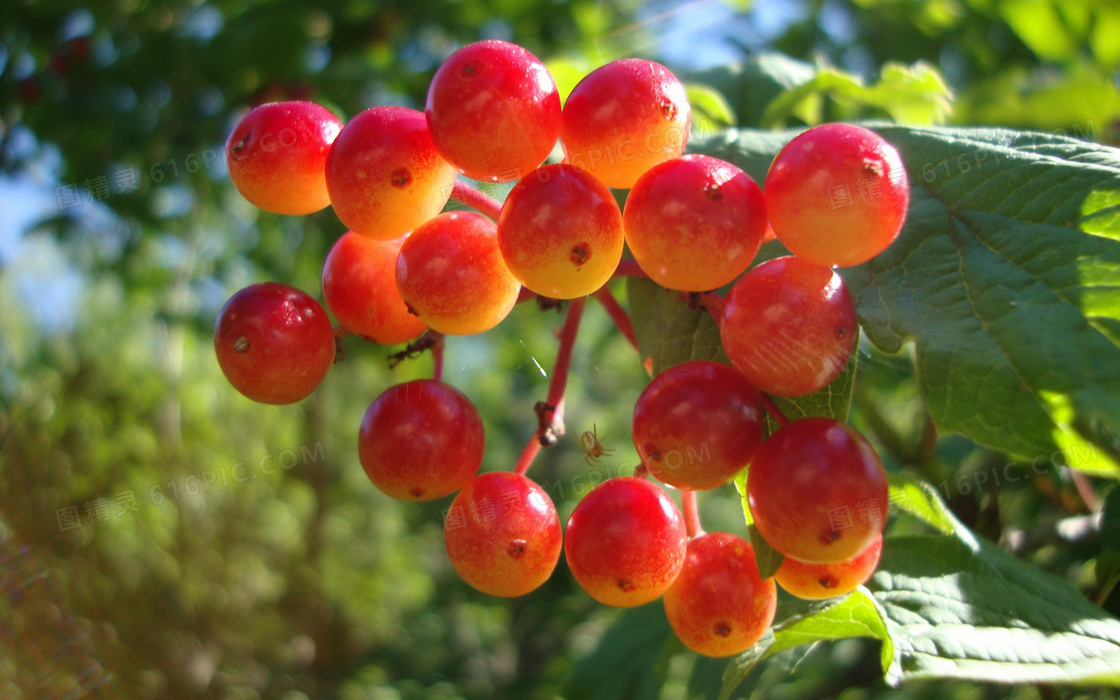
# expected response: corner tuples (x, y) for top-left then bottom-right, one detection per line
(1, 0), (1119, 698)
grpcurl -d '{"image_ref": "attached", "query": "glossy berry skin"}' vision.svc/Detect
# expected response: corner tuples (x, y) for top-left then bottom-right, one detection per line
(775, 534), (882, 601)
(564, 477), (687, 607)
(326, 106), (456, 239)
(764, 123), (909, 267)
(623, 155), (767, 291)
(632, 361), (764, 490)
(226, 101), (342, 215)
(214, 282), (335, 404)
(663, 532), (777, 657)
(322, 232), (427, 345)
(395, 211), (521, 336)
(720, 256), (857, 397)
(358, 380), (484, 501)
(748, 418), (888, 564)
(497, 164), (624, 299)
(444, 472), (562, 597)
(426, 40), (561, 182)
(560, 59), (691, 189)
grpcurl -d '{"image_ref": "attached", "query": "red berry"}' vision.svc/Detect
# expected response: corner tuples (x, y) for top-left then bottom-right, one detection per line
(426, 40), (561, 182)
(225, 101), (342, 215)
(720, 256), (857, 397)
(358, 380), (484, 501)
(214, 282), (335, 404)
(632, 361), (764, 490)
(322, 232), (427, 345)
(444, 472), (562, 597)
(775, 534), (883, 600)
(748, 418), (888, 563)
(764, 123), (909, 267)
(564, 476), (687, 607)
(326, 106), (456, 239)
(663, 532), (777, 657)
(623, 155), (767, 291)
(497, 164), (624, 299)
(560, 59), (691, 189)
(395, 211), (522, 336)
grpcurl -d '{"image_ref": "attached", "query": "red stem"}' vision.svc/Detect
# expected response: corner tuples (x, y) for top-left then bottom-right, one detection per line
(611, 259), (648, 279)
(515, 286), (538, 305)
(430, 332), (445, 382)
(515, 297), (586, 477)
(682, 490), (704, 538)
(450, 181), (503, 221)
(699, 291), (725, 320)
(760, 393), (791, 427)
(513, 433), (543, 476)
(594, 285), (638, 351)
(545, 297), (585, 411)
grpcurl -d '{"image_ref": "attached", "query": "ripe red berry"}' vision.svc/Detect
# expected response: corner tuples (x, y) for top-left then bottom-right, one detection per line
(322, 231), (427, 345)
(214, 282), (335, 404)
(632, 361), (764, 490)
(395, 211), (522, 335)
(497, 164), (624, 299)
(748, 418), (888, 563)
(564, 476), (687, 607)
(326, 106), (456, 239)
(663, 532), (777, 657)
(225, 101), (342, 215)
(358, 380), (484, 501)
(426, 40), (561, 182)
(560, 59), (691, 189)
(623, 155), (767, 291)
(775, 534), (883, 600)
(444, 471), (562, 597)
(720, 256), (857, 397)
(764, 123), (909, 267)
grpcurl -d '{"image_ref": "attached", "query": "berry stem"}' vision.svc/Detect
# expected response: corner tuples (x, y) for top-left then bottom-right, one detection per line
(611, 259), (649, 279)
(698, 291), (725, 320)
(682, 489), (704, 538)
(513, 432), (543, 476)
(431, 331), (445, 382)
(593, 285), (638, 351)
(515, 287), (538, 305)
(760, 393), (791, 427)
(542, 296), (585, 435)
(450, 181), (503, 221)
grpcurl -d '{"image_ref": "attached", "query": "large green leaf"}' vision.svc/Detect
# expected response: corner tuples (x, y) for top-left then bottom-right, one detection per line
(719, 587), (897, 700)
(691, 126), (1120, 477)
(869, 535), (1120, 685)
(564, 603), (674, 700)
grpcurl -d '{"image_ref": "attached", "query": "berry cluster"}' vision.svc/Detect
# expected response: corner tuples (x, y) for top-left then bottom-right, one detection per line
(216, 39), (910, 658)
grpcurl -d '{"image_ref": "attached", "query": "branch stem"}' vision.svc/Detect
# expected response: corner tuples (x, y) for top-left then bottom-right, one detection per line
(760, 393), (790, 427)
(682, 490), (704, 538)
(594, 285), (638, 351)
(450, 181), (503, 221)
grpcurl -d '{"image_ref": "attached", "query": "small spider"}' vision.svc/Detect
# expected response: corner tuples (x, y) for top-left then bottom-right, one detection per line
(579, 423), (614, 466)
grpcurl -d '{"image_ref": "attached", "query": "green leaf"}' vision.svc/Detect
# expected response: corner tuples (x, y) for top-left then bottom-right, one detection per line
(761, 61), (954, 128)
(956, 62), (1120, 136)
(686, 53), (817, 129)
(851, 124), (1120, 477)
(685, 83), (737, 128)
(747, 524), (784, 580)
(564, 603), (674, 700)
(719, 587), (896, 700)
(869, 535), (1120, 685)
(886, 471), (965, 537)
(626, 277), (728, 375)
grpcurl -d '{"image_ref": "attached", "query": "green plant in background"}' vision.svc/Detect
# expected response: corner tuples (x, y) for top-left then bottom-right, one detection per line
(2, 1), (1120, 699)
